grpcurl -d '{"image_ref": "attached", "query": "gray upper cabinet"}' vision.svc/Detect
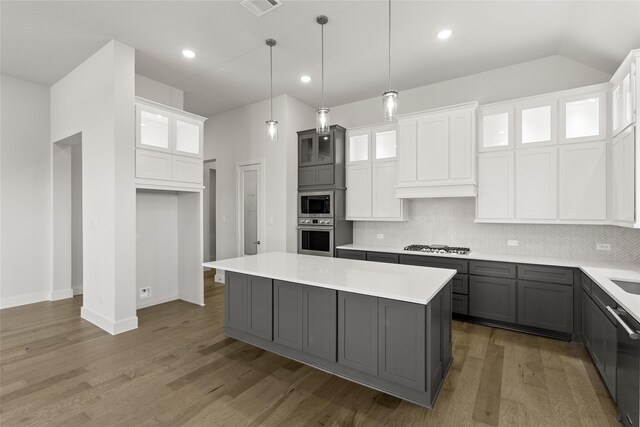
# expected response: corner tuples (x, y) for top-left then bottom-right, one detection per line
(517, 280), (573, 333)
(378, 298), (426, 391)
(247, 276), (273, 340)
(274, 280), (304, 351)
(338, 291), (378, 376)
(299, 132), (317, 166)
(225, 272), (248, 332)
(469, 276), (517, 323)
(303, 287), (337, 362)
(298, 125), (345, 189)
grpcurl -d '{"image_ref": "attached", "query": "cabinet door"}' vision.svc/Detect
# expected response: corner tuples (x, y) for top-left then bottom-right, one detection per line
(346, 164), (372, 219)
(612, 127), (635, 222)
(225, 272), (248, 331)
(338, 291), (378, 376)
(171, 155), (202, 183)
(299, 133), (316, 166)
(613, 71), (634, 136)
(347, 131), (370, 164)
(316, 133), (333, 165)
(516, 101), (556, 147)
(247, 276), (273, 340)
(374, 128), (397, 160)
(589, 299), (617, 398)
(517, 280), (573, 333)
(273, 281), (303, 351)
(397, 118), (417, 182)
(469, 276), (516, 323)
(477, 151), (515, 219)
(582, 290), (592, 349)
(174, 117), (202, 157)
(372, 161), (401, 219)
(136, 149), (172, 181)
(560, 91), (606, 144)
(378, 298), (426, 391)
(515, 147), (557, 219)
(417, 113), (449, 181)
(558, 141), (606, 220)
(449, 110), (474, 180)
(303, 287), (337, 362)
(298, 166), (316, 187)
(316, 164), (334, 186)
(137, 105), (171, 152)
(452, 294), (469, 315)
(479, 108), (513, 151)
(451, 274), (469, 294)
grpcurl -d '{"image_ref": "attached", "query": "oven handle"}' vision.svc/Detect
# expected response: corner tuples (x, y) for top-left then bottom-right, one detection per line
(297, 226), (335, 231)
(607, 306), (640, 340)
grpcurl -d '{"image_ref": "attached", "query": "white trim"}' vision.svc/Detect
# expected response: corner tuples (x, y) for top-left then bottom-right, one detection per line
(397, 101), (479, 120)
(236, 159), (266, 257)
(215, 270), (226, 283)
(395, 184), (477, 199)
(50, 288), (74, 301)
(137, 295), (179, 309)
(81, 306), (138, 335)
(0, 292), (50, 309)
(73, 286), (83, 296)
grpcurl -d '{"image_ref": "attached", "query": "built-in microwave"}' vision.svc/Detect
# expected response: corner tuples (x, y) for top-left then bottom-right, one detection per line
(298, 191), (333, 218)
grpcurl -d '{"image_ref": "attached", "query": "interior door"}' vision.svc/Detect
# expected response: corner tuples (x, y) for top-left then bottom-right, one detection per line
(238, 162), (263, 256)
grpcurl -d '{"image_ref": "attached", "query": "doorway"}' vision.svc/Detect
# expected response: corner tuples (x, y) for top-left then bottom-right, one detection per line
(203, 159), (216, 262)
(237, 161), (264, 256)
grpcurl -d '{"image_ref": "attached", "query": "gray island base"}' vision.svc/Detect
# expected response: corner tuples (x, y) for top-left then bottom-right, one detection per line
(221, 269), (453, 409)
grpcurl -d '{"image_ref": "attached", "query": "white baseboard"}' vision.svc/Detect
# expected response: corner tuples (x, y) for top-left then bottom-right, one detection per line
(0, 291), (49, 309)
(137, 295), (179, 309)
(50, 288), (74, 301)
(81, 306), (138, 335)
(72, 286), (83, 295)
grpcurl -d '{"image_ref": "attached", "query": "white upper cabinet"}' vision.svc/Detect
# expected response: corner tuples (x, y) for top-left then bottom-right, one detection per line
(479, 107), (512, 151)
(612, 126), (635, 224)
(516, 99), (556, 147)
(559, 90), (606, 144)
(611, 51), (637, 137)
(175, 118), (202, 157)
(476, 151), (514, 220)
(346, 124), (406, 221)
(138, 105), (171, 152)
(515, 147), (557, 219)
(396, 102), (478, 198)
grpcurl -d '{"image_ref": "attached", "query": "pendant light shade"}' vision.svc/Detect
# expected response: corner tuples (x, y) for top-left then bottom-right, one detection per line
(316, 15), (330, 135)
(265, 38), (278, 143)
(382, 0), (398, 121)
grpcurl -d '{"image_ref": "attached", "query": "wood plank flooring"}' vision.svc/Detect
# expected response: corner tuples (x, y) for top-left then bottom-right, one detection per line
(0, 272), (619, 426)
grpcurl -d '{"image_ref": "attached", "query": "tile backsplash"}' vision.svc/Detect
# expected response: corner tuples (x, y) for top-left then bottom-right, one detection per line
(354, 198), (640, 263)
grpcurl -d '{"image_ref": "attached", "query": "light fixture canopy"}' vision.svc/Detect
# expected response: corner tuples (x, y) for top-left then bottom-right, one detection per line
(316, 15), (330, 135)
(382, 0), (398, 121)
(265, 38), (278, 143)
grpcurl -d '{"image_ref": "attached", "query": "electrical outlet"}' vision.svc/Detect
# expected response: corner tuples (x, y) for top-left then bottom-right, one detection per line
(377, 233), (384, 239)
(139, 287), (151, 299)
(507, 240), (519, 247)
(596, 243), (611, 251)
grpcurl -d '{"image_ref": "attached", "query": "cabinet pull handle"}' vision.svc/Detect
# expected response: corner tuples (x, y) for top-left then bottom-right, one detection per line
(606, 306), (640, 340)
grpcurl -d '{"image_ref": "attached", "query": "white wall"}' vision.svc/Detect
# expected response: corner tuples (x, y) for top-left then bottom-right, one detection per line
(204, 94), (314, 260)
(135, 74), (184, 109)
(0, 75), (52, 308)
(331, 55), (611, 128)
(50, 40), (137, 334)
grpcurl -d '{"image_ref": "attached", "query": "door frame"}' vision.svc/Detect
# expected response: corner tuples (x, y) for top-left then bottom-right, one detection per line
(236, 159), (266, 257)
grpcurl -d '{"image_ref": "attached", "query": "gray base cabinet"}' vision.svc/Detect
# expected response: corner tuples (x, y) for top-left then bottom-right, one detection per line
(469, 276), (516, 323)
(517, 280), (573, 333)
(224, 272), (453, 409)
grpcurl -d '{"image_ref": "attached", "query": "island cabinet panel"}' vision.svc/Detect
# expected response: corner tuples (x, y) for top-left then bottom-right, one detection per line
(366, 252), (399, 264)
(303, 287), (337, 362)
(338, 291), (378, 376)
(225, 272), (249, 331)
(516, 280), (573, 333)
(469, 276), (516, 323)
(378, 299), (426, 391)
(247, 276), (273, 340)
(428, 290), (446, 396)
(274, 281), (303, 351)
(337, 249), (367, 261)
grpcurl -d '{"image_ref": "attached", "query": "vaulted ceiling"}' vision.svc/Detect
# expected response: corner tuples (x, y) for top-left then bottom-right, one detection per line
(2, 1), (639, 117)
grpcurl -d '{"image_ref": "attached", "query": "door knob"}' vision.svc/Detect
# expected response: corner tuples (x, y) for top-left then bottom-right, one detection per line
(253, 241), (261, 245)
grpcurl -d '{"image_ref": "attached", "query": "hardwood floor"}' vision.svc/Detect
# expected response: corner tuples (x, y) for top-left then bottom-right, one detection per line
(1, 272), (619, 426)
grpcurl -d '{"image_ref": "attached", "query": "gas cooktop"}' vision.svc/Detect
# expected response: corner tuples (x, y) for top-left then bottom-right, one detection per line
(403, 244), (470, 255)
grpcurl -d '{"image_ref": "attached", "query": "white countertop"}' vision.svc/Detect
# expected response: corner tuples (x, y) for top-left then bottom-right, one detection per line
(337, 243), (640, 323)
(203, 252), (456, 305)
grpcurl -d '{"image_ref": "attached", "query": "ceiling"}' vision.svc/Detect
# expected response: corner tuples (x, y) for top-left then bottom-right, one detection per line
(2, 1), (639, 117)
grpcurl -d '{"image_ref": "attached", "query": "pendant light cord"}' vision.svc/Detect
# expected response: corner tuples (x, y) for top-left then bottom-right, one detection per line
(388, 0), (391, 91)
(270, 44), (273, 121)
(321, 23), (325, 109)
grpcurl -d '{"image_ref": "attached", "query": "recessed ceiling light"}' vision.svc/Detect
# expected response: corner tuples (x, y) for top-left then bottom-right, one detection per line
(182, 49), (196, 58)
(436, 29), (453, 40)
(300, 75), (311, 83)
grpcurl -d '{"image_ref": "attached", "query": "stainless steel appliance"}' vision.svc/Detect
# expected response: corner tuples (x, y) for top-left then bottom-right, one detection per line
(299, 191), (333, 218)
(403, 244), (471, 255)
(607, 306), (640, 426)
(298, 218), (334, 257)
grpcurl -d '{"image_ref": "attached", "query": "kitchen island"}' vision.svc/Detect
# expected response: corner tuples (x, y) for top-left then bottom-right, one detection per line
(204, 252), (456, 409)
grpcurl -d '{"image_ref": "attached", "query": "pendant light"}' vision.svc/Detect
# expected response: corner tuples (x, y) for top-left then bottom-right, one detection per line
(265, 38), (278, 144)
(382, 0), (398, 121)
(316, 15), (330, 135)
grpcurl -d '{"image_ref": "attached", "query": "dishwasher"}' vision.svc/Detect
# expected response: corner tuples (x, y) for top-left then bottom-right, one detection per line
(609, 306), (640, 426)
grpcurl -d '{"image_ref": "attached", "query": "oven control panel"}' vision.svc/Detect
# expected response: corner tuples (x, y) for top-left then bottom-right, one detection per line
(299, 218), (334, 226)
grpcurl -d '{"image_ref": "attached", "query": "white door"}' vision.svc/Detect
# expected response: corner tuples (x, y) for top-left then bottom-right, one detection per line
(237, 162), (264, 256)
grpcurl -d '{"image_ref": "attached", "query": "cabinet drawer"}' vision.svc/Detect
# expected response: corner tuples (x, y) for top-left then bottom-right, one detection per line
(136, 149), (172, 180)
(469, 260), (516, 278)
(172, 155), (202, 183)
(517, 264), (574, 285)
(452, 274), (469, 295)
(517, 280), (573, 333)
(337, 250), (366, 261)
(469, 276), (516, 323)
(366, 252), (399, 264)
(399, 255), (469, 274)
(452, 294), (469, 315)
